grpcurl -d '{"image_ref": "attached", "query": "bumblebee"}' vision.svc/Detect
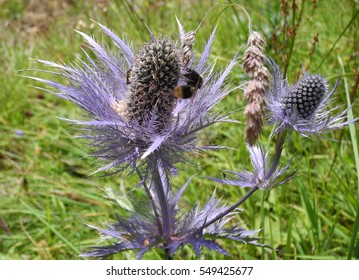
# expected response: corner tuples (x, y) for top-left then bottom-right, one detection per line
(174, 68), (203, 99)
(127, 67), (203, 99)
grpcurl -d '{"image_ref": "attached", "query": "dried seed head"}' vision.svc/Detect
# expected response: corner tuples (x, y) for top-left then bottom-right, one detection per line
(180, 31), (196, 67)
(247, 31), (266, 51)
(242, 30), (271, 145)
(282, 74), (327, 119)
(243, 46), (265, 74)
(125, 38), (180, 130)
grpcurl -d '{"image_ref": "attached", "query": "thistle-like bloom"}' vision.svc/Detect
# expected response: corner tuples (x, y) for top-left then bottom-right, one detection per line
(82, 175), (261, 259)
(28, 20), (256, 259)
(210, 143), (294, 190)
(267, 61), (357, 137)
(30, 20), (237, 176)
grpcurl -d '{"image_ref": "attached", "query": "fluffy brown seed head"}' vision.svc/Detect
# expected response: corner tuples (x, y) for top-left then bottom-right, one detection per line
(180, 31), (196, 67)
(243, 46), (265, 74)
(125, 38), (180, 131)
(247, 31), (266, 51)
(242, 30), (271, 145)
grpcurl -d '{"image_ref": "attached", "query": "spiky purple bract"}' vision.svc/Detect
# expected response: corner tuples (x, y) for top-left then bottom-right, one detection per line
(210, 144), (294, 190)
(81, 176), (261, 259)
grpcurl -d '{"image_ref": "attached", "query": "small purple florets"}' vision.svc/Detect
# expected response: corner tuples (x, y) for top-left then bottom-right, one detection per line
(267, 61), (356, 137)
(125, 37), (180, 130)
(282, 74), (327, 120)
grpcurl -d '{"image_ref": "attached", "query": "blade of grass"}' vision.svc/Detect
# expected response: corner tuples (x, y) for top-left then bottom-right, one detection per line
(338, 56), (359, 260)
(260, 191), (266, 259)
(338, 56), (359, 196)
(114, 0), (148, 40)
(315, 9), (359, 71)
(285, 212), (293, 260)
(267, 216), (276, 260)
(297, 177), (320, 252)
(21, 201), (82, 256)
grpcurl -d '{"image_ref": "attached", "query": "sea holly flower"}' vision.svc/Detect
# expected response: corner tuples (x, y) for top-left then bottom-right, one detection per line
(28, 20), (262, 259)
(29, 21), (238, 177)
(267, 61), (358, 137)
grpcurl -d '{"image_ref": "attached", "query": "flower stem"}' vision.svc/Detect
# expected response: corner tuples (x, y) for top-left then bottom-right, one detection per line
(164, 248), (173, 260)
(203, 129), (288, 229)
(203, 186), (259, 229)
(151, 159), (172, 239)
(264, 129), (287, 180)
(151, 159), (174, 260)
(135, 168), (162, 235)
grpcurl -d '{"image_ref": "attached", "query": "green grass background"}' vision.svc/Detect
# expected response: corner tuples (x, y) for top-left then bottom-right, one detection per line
(0, 0), (358, 260)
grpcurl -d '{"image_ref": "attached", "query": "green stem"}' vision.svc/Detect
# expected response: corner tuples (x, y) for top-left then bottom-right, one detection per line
(315, 9), (359, 71)
(265, 129), (287, 180)
(284, 0), (305, 77)
(203, 186), (259, 229)
(347, 204), (359, 259)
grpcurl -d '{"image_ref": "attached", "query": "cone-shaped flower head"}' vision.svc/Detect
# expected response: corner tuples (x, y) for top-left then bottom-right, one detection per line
(29, 21), (237, 175)
(267, 61), (357, 137)
(125, 38), (180, 130)
(282, 74), (327, 120)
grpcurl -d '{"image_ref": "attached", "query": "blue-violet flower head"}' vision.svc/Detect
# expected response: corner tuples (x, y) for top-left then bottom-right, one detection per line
(30, 20), (237, 176)
(267, 61), (357, 137)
